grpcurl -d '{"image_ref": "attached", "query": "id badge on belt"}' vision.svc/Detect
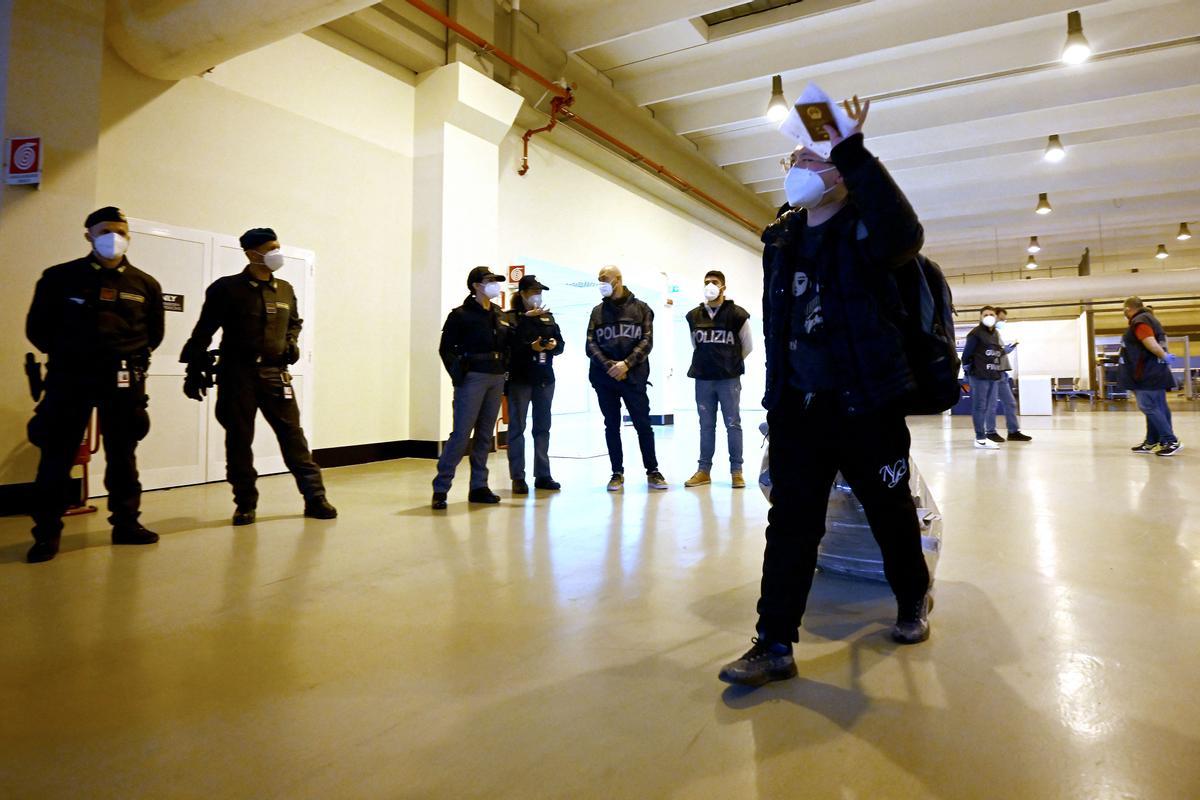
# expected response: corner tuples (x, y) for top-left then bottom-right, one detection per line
(117, 359), (131, 389)
(281, 370), (294, 400)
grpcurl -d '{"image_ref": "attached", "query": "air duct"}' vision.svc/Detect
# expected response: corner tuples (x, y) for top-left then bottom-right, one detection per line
(106, 0), (376, 80)
(954, 269), (1200, 308)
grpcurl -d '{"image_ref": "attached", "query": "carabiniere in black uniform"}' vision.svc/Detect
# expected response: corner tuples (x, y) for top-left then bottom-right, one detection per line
(179, 227), (335, 524)
(25, 206), (163, 562)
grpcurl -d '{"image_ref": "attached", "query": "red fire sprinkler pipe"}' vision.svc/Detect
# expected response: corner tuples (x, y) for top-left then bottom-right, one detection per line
(404, 0), (767, 235)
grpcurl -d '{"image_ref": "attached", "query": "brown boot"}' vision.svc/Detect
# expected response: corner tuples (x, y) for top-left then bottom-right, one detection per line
(731, 471), (746, 489)
(684, 470), (711, 487)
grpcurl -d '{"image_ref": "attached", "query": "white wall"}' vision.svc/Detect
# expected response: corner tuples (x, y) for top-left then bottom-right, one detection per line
(497, 135), (765, 413)
(96, 34), (416, 449)
(1007, 315), (1089, 384)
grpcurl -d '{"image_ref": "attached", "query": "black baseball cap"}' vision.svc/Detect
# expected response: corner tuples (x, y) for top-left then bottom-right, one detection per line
(518, 274), (548, 292)
(467, 266), (504, 289)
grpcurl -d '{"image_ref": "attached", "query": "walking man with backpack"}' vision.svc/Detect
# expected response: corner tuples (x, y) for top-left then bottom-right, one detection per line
(718, 92), (936, 688)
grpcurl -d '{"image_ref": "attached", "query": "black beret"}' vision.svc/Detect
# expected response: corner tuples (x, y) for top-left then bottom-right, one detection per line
(84, 206), (126, 228)
(239, 227), (278, 250)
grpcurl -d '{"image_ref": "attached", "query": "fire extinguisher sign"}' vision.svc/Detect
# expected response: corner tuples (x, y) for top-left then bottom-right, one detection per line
(6, 137), (42, 185)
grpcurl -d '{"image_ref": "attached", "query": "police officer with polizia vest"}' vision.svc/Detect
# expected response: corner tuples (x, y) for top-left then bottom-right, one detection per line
(683, 269), (753, 490)
(179, 228), (337, 525)
(24, 206), (164, 563)
(432, 267), (512, 509)
(506, 274), (565, 495)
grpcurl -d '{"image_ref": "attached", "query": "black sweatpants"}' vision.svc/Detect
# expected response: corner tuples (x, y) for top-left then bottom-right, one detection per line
(757, 388), (930, 643)
(592, 376), (658, 474)
(215, 364), (325, 510)
(29, 363), (150, 543)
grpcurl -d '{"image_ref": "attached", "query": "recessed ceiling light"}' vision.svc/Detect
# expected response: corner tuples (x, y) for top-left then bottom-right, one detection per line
(1061, 10), (1092, 65)
(766, 75), (789, 122)
(1036, 193), (1053, 215)
(1178, 223), (1192, 241)
(1156, 244), (1169, 259)
(1027, 236), (1041, 254)
(1043, 134), (1066, 162)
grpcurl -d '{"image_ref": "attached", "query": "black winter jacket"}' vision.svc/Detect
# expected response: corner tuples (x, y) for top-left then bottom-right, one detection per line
(438, 295), (512, 384)
(181, 267), (302, 367)
(962, 324), (1004, 380)
(507, 306), (565, 386)
(586, 291), (654, 386)
(761, 133), (923, 415)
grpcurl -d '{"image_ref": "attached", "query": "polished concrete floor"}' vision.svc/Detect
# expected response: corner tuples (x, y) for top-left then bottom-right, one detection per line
(2, 408), (1199, 799)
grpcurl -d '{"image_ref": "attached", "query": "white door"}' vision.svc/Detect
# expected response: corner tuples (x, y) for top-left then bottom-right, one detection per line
(204, 237), (317, 481)
(89, 220), (211, 494)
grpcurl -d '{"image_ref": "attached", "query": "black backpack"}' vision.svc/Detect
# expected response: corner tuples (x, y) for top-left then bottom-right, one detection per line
(893, 255), (962, 414)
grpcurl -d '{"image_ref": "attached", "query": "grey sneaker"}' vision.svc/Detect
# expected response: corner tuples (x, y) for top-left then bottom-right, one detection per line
(892, 593), (933, 644)
(647, 471), (669, 490)
(606, 473), (624, 492)
(718, 637), (797, 687)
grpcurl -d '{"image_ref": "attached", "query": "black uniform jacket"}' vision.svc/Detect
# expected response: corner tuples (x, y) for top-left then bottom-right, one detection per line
(181, 267), (302, 367)
(27, 254), (164, 367)
(507, 308), (565, 386)
(439, 295), (512, 383)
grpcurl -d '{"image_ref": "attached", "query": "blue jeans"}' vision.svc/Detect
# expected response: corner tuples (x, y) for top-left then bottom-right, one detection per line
(1134, 390), (1177, 444)
(969, 376), (1002, 439)
(695, 378), (743, 472)
(433, 372), (506, 493)
(987, 375), (1021, 435)
(507, 380), (555, 480)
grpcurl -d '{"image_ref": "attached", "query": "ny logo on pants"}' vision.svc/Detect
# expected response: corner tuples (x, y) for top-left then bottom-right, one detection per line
(879, 458), (908, 489)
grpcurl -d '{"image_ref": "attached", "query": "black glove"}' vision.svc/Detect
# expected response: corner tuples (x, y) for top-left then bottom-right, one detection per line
(183, 369), (207, 401)
(286, 341), (301, 365)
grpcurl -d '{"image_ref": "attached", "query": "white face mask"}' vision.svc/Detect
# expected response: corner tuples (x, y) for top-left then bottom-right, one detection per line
(483, 282), (502, 300)
(995, 320), (1007, 330)
(527, 293), (543, 309)
(982, 315), (997, 328)
(93, 232), (129, 260)
(599, 282), (614, 299)
(258, 249), (285, 272)
(703, 283), (721, 302)
(784, 165), (837, 208)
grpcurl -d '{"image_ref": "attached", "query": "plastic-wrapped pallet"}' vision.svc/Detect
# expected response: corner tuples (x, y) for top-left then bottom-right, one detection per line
(757, 422), (943, 582)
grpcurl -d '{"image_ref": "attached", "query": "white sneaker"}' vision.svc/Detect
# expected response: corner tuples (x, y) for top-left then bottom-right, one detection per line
(975, 438), (1000, 450)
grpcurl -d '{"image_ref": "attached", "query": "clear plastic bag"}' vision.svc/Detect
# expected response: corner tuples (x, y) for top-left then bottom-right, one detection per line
(758, 422), (942, 582)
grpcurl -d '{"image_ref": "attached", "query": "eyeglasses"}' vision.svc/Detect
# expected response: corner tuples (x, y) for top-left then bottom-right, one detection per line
(780, 151), (832, 173)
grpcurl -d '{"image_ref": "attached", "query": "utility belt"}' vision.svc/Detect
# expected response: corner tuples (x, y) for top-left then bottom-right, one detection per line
(220, 350), (290, 368)
(462, 351), (507, 373)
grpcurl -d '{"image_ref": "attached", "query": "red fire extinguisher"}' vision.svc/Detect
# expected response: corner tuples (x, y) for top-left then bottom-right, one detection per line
(63, 412), (99, 517)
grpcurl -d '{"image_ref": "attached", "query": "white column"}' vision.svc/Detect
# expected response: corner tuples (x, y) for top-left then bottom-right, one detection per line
(409, 62), (522, 444)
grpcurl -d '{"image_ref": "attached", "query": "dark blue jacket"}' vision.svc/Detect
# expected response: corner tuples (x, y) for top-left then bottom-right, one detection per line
(761, 134), (924, 415)
(1119, 309), (1175, 391)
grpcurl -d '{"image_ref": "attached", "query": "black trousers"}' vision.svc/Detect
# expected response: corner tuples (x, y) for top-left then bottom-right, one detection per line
(592, 377), (658, 474)
(29, 364), (150, 543)
(757, 388), (930, 643)
(215, 365), (325, 509)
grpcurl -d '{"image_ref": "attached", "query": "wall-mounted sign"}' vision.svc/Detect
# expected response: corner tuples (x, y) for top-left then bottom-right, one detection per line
(508, 265), (525, 283)
(5, 137), (42, 185)
(162, 293), (185, 312)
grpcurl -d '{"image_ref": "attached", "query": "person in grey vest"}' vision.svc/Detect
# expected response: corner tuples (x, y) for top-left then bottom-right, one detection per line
(1120, 297), (1181, 456)
(961, 306), (1005, 450)
(683, 270), (753, 489)
(982, 307), (1032, 443)
(432, 267), (512, 509)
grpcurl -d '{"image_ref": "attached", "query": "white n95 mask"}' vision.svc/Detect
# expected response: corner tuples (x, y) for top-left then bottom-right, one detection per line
(261, 249), (286, 271)
(703, 284), (721, 302)
(982, 315), (997, 328)
(93, 232), (129, 260)
(599, 282), (614, 298)
(484, 282), (502, 300)
(784, 166), (836, 209)
(528, 294), (543, 309)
